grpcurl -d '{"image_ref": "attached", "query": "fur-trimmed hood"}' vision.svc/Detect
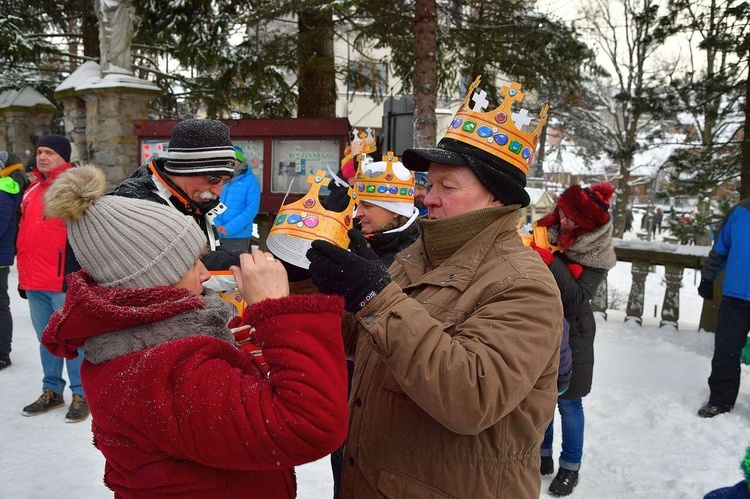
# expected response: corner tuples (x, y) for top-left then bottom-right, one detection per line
(42, 271), (232, 360)
(546, 219), (616, 270)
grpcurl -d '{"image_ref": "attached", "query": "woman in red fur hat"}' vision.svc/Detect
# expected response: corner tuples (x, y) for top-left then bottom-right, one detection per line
(530, 182), (617, 497)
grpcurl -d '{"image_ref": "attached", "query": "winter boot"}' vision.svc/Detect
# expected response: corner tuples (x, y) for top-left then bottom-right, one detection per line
(698, 403), (733, 418)
(0, 354), (10, 371)
(22, 388), (65, 416)
(549, 467), (579, 496)
(541, 456), (555, 475)
(65, 394), (90, 423)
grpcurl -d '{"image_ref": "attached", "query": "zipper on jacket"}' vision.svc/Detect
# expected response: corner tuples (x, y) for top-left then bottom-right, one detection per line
(57, 248), (63, 277)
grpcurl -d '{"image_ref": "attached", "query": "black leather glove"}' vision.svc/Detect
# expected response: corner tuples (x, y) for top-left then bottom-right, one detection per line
(307, 229), (391, 313)
(18, 286), (26, 300)
(698, 279), (714, 300)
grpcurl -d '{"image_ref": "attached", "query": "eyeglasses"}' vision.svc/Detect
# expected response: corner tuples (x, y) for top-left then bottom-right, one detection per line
(205, 175), (231, 186)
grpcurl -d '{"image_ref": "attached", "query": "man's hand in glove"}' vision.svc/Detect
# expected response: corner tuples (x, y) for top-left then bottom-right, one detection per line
(307, 229), (391, 313)
(698, 279), (714, 300)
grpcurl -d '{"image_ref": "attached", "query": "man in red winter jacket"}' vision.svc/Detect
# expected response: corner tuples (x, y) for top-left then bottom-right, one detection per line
(16, 134), (88, 423)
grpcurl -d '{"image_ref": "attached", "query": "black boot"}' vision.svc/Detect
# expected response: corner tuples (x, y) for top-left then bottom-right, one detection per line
(549, 468), (579, 496)
(698, 403), (733, 418)
(540, 456), (554, 475)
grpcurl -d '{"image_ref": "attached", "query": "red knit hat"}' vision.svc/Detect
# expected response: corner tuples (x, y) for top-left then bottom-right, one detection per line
(557, 182), (614, 231)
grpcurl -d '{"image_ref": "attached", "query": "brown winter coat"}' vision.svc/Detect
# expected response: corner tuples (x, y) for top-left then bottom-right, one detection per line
(340, 206), (563, 498)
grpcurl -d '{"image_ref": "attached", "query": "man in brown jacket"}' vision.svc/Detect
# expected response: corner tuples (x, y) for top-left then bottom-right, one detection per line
(307, 77), (563, 498)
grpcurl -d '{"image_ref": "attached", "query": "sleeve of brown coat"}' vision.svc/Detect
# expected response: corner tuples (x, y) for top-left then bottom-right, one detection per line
(353, 273), (563, 435)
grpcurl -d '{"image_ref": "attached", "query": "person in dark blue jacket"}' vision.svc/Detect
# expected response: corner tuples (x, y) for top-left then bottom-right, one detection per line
(697, 199), (750, 418)
(213, 146), (261, 252)
(0, 175), (21, 370)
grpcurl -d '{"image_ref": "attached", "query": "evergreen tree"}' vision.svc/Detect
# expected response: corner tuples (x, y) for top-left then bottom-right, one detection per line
(662, 0), (749, 204)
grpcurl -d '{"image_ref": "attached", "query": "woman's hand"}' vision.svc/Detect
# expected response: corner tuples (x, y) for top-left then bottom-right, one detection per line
(230, 251), (289, 305)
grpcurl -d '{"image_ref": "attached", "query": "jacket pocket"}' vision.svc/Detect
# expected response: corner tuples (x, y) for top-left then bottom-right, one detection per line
(377, 467), (456, 499)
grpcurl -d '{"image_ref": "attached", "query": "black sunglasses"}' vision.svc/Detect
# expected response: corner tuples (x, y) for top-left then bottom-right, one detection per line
(205, 175), (231, 185)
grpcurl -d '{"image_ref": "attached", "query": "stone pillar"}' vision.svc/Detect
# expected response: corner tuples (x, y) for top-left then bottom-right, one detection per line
(0, 108), (56, 160)
(591, 276), (608, 320)
(660, 263), (684, 329)
(78, 86), (161, 185)
(625, 260), (650, 325)
(57, 96), (89, 163)
(699, 273), (724, 333)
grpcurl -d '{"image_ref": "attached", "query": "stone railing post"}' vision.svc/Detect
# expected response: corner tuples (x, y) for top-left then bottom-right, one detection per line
(591, 277), (608, 320)
(660, 263), (684, 329)
(625, 260), (650, 325)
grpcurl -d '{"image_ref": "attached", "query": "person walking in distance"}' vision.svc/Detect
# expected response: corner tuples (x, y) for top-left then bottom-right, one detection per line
(16, 134), (88, 423)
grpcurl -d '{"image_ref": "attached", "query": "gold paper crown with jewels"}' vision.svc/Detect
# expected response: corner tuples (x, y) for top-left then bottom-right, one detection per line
(266, 170), (358, 267)
(354, 151), (414, 204)
(444, 76), (549, 175)
(341, 127), (377, 168)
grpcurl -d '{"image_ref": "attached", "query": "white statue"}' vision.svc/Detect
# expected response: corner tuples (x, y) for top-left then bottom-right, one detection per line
(96, 0), (135, 74)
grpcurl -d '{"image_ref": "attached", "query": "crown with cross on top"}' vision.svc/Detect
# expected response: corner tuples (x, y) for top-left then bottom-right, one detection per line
(353, 151), (415, 205)
(443, 76), (549, 175)
(267, 169), (358, 260)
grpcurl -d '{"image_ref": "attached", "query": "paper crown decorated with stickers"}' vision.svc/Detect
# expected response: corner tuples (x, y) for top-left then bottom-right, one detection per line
(445, 76), (549, 175)
(341, 127), (377, 168)
(266, 170), (357, 269)
(354, 151), (414, 205)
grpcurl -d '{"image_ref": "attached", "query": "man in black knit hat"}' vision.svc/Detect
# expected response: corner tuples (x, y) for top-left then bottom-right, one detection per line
(305, 77), (563, 498)
(17, 134), (88, 423)
(114, 119), (239, 270)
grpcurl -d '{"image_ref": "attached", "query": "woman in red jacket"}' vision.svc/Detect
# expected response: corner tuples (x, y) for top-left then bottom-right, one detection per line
(41, 164), (348, 498)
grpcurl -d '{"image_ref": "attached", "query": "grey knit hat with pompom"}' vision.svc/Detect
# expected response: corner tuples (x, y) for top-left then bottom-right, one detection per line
(45, 164), (206, 289)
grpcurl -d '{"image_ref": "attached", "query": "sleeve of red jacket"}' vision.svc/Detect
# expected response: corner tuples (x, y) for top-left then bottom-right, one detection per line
(140, 293), (349, 470)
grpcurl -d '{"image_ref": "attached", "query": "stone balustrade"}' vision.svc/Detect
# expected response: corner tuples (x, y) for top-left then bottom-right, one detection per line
(592, 239), (711, 330)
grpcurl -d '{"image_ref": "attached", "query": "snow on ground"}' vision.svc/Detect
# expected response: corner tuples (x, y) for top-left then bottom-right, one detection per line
(1, 223), (747, 498)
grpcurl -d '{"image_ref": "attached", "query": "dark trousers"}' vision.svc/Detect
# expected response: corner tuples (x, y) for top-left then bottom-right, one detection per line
(0, 267), (11, 355)
(708, 296), (750, 406)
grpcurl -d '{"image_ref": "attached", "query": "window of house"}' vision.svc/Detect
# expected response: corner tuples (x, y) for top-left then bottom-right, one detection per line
(348, 60), (387, 95)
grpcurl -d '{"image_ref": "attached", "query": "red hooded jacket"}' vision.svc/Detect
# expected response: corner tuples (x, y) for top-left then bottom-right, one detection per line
(43, 272), (349, 498)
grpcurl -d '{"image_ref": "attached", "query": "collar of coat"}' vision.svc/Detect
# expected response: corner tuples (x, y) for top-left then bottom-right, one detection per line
(399, 205), (520, 290)
(42, 271), (232, 361)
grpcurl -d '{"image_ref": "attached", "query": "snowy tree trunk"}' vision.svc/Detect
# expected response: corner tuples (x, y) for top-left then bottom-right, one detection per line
(413, 0), (437, 148)
(297, 7), (335, 119)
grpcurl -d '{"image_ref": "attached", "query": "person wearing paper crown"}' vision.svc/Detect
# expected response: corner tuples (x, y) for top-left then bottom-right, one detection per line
(353, 153), (421, 266)
(305, 76), (564, 498)
(40, 164), (349, 498)
(529, 182), (616, 496)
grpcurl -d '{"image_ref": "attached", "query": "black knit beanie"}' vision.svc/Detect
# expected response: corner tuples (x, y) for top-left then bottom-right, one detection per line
(37, 135), (72, 163)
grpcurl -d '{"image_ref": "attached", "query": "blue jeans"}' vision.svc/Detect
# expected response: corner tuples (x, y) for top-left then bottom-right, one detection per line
(27, 291), (84, 396)
(541, 397), (584, 471)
